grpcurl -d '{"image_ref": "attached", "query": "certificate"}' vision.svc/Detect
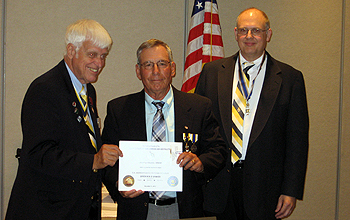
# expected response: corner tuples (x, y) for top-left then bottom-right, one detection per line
(118, 140), (183, 191)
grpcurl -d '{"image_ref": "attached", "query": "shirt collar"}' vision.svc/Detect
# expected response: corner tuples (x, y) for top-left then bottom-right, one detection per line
(145, 86), (174, 110)
(239, 52), (265, 70)
(65, 61), (86, 93)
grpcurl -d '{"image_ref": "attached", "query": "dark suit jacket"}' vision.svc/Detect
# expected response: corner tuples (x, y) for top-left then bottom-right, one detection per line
(101, 87), (227, 220)
(6, 60), (103, 220)
(195, 52), (309, 219)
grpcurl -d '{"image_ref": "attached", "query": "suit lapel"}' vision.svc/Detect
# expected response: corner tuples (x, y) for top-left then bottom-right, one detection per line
(173, 88), (193, 143)
(59, 60), (99, 152)
(248, 54), (282, 147)
(131, 91), (147, 140)
(218, 54), (238, 149)
(87, 84), (103, 150)
(172, 87), (192, 142)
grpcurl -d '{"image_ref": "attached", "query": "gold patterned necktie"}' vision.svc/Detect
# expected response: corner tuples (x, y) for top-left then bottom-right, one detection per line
(79, 86), (97, 151)
(231, 63), (254, 163)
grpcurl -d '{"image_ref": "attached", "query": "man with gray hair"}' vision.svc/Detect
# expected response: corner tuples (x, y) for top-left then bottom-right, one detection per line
(102, 39), (226, 220)
(6, 19), (122, 220)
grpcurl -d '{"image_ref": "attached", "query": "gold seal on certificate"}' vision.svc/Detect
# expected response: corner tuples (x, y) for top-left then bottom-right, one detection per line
(123, 175), (135, 187)
(118, 141), (183, 191)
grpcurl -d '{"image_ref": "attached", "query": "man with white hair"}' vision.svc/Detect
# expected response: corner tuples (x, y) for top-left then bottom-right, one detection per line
(6, 19), (122, 220)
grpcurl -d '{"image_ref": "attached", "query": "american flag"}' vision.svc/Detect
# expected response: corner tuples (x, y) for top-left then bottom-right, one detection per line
(181, 0), (224, 93)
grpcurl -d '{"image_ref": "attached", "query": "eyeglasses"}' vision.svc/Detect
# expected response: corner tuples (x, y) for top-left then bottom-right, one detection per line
(139, 60), (171, 70)
(237, 28), (267, 36)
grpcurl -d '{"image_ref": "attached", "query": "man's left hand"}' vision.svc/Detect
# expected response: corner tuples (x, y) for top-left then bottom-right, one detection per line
(176, 152), (204, 173)
(275, 195), (296, 219)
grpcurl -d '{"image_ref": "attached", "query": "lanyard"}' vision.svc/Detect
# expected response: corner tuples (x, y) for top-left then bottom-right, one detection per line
(237, 53), (266, 102)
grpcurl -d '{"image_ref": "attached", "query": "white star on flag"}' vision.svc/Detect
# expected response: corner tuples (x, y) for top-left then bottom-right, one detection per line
(196, 1), (203, 9)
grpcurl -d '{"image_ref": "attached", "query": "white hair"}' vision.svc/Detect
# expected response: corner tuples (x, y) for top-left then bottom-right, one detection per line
(65, 19), (112, 53)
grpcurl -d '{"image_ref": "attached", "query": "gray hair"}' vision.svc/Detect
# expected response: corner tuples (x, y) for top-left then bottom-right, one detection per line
(136, 39), (173, 64)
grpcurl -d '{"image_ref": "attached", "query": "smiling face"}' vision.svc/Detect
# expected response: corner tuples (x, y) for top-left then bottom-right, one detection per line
(65, 40), (109, 84)
(136, 45), (176, 100)
(234, 8), (272, 61)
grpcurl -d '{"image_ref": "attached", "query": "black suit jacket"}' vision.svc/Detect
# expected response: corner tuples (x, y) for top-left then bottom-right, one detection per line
(195, 52), (309, 219)
(6, 60), (103, 220)
(102, 87), (227, 220)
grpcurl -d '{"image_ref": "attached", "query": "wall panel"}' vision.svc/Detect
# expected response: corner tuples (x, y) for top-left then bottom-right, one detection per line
(339, 0), (350, 219)
(0, 0), (4, 218)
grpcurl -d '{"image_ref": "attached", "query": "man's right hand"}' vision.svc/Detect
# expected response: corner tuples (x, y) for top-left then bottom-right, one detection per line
(93, 144), (123, 170)
(119, 190), (144, 198)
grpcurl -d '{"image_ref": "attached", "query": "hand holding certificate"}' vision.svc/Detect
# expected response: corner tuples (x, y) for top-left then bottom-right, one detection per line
(118, 141), (183, 191)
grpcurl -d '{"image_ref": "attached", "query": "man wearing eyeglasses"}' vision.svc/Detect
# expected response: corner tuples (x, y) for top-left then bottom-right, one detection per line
(195, 7), (309, 220)
(102, 39), (227, 220)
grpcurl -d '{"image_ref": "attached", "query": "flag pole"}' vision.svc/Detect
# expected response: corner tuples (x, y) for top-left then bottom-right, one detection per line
(183, 0), (189, 76)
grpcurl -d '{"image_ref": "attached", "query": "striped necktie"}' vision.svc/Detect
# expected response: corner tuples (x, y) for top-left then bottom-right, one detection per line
(151, 101), (166, 142)
(231, 63), (254, 164)
(79, 86), (97, 151)
(151, 101), (166, 199)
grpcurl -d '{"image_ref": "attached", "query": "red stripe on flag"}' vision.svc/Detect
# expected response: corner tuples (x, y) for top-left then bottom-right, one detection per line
(184, 48), (203, 70)
(187, 23), (204, 43)
(181, 73), (201, 93)
(203, 34), (224, 46)
(204, 12), (220, 24)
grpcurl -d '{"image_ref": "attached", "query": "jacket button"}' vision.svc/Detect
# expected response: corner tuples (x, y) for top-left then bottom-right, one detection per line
(91, 196), (94, 200)
(144, 202), (148, 207)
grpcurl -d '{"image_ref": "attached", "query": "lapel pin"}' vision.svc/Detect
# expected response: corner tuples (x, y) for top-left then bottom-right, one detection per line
(97, 117), (101, 129)
(77, 116), (82, 122)
(72, 102), (76, 107)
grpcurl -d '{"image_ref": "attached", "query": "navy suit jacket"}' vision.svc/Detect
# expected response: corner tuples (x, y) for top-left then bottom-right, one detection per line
(102, 87), (227, 220)
(6, 60), (103, 220)
(195, 52), (309, 219)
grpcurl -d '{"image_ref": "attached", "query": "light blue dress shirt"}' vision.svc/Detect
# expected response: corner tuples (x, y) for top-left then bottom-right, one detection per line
(65, 62), (95, 134)
(145, 86), (176, 198)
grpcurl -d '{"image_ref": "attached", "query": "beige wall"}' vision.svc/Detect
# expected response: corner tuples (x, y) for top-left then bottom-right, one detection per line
(1, 0), (349, 219)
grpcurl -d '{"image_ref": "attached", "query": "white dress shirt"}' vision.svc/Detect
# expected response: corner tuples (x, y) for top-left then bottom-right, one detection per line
(232, 52), (267, 159)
